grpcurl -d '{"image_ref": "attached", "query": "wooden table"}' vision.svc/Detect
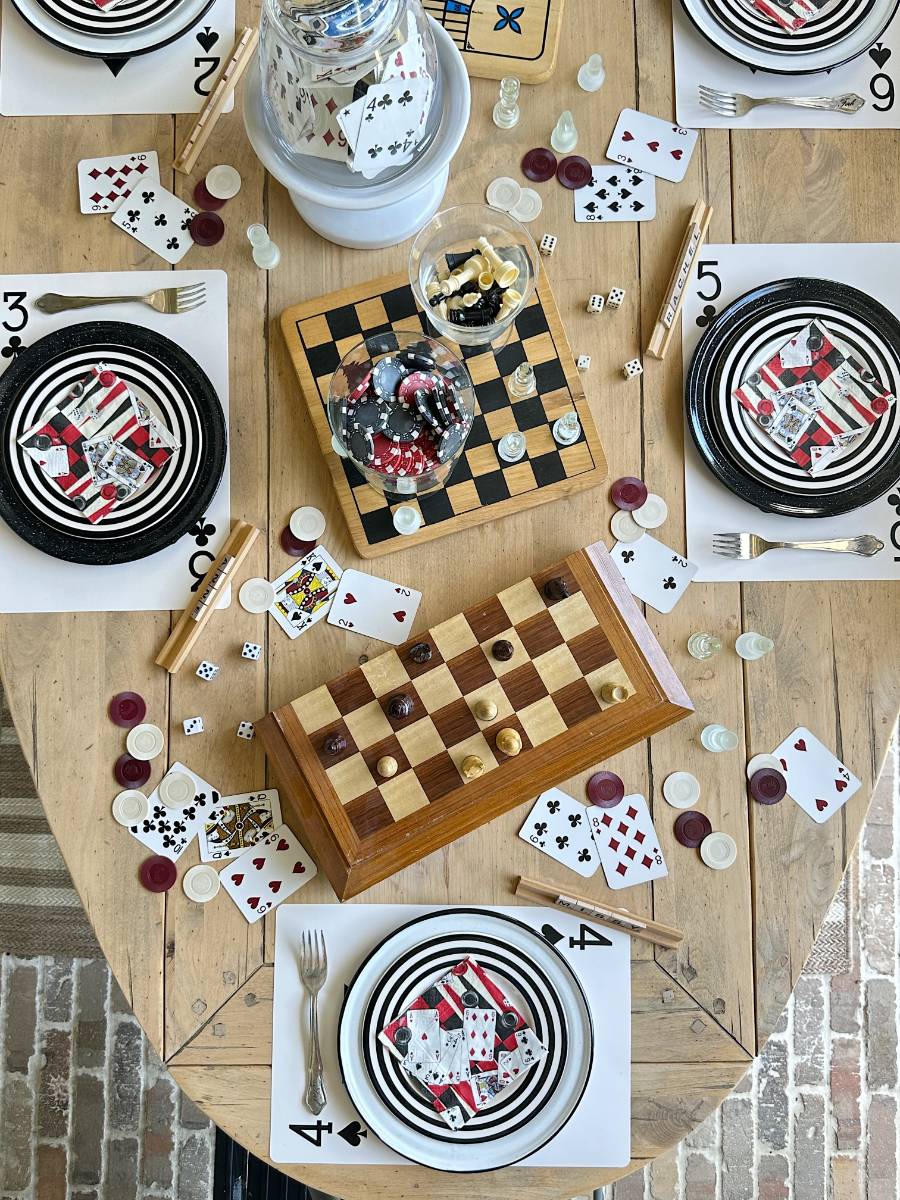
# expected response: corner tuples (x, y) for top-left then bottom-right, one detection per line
(1, 2), (898, 1196)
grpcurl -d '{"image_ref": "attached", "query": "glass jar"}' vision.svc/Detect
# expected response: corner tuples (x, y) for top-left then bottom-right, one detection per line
(259, 0), (440, 181)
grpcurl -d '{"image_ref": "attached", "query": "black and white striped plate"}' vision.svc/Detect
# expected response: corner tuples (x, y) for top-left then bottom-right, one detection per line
(686, 278), (900, 517)
(338, 909), (593, 1172)
(9, 0), (214, 58)
(0, 322), (226, 564)
(681, 0), (899, 72)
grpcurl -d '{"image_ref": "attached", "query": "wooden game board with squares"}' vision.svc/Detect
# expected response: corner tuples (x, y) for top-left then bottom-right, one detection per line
(422, 0), (566, 84)
(280, 270), (608, 559)
(257, 541), (693, 898)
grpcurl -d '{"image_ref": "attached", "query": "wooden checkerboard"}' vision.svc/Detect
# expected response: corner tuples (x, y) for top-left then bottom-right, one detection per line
(280, 270), (608, 558)
(257, 541), (693, 898)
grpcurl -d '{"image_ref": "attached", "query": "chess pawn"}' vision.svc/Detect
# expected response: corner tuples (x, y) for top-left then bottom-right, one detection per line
(552, 410), (581, 446)
(247, 223), (281, 269)
(392, 505), (422, 535)
(462, 754), (485, 780)
(509, 362), (535, 398)
(735, 632), (774, 661)
(687, 632), (722, 660)
(478, 270), (495, 291)
(495, 727), (522, 756)
(496, 288), (523, 321)
(550, 110), (578, 153)
(473, 698), (498, 722)
(577, 53), (606, 92)
(492, 75), (521, 130)
(497, 431), (526, 463)
(376, 755), (399, 778)
(600, 682), (630, 704)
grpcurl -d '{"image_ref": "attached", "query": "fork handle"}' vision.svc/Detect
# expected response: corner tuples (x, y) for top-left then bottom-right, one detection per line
(305, 994), (327, 1115)
(758, 94), (864, 113)
(773, 538), (874, 555)
(35, 293), (143, 314)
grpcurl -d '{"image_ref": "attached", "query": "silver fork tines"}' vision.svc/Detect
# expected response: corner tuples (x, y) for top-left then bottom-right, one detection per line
(713, 532), (884, 560)
(173, 283), (206, 313)
(299, 929), (328, 1115)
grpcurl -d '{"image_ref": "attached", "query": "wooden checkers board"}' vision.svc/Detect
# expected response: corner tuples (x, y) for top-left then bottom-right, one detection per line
(280, 270), (607, 559)
(257, 541), (693, 899)
(422, 0), (565, 83)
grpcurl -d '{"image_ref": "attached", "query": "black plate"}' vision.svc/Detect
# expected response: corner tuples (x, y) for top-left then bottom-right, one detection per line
(0, 321), (226, 564)
(686, 277), (900, 518)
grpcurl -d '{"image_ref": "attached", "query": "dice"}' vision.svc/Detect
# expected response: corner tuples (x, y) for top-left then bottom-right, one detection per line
(607, 287), (625, 309)
(195, 660), (219, 681)
(587, 294), (605, 314)
(183, 716), (204, 736)
(623, 358), (644, 379)
(236, 721), (255, 741)
(576, 354), (592, 371)
(241, 641), (261, 661)
(539, 234), (557, 256)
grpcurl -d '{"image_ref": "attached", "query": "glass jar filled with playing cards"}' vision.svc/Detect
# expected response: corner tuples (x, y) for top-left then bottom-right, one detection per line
(259, 0), (439, 181)
(327, 331), (475, 498)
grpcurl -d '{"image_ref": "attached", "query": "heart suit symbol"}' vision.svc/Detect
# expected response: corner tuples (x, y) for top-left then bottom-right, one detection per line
(816, 799), (828, 812)
(343, 593), (357, 604)
(393, 611), (406, 621)
(794, 738), (807, 751)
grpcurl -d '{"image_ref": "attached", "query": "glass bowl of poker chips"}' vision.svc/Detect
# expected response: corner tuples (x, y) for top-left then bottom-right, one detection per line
(327, 330), (476, 497)
(408, 203), (540, 347)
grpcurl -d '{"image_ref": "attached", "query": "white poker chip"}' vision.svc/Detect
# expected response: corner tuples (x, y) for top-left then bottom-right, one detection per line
(158, 770), (196, 809)
(289, 506), (326, 541)
(112, 789), (148, 826)
(700, 831), (737, 871)
(662, 771), (700, 809)
(182, 864), (221, 904)
(632, 493), (668, 529)
(610, 509), (645, 543)
(508, 187), (543, 223)
(239, 577), (276, 614)
(125, 723), (164, 761)
(746, 753), (783, 780)
(486, 176), (522, 212)
(205, 164), (242, 200)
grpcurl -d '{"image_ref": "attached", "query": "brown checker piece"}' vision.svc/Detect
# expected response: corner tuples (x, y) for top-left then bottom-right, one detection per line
(279, 269), (608, 559)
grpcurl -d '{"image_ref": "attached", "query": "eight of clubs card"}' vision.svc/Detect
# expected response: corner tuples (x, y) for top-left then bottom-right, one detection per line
(606, 109), (698, 183)
(588, 794), (668, 890)
(611, 535), (697, 613)
(772, 726), (861, 823)
(518, 788), (601, 878)
(328, 567), (421, 644)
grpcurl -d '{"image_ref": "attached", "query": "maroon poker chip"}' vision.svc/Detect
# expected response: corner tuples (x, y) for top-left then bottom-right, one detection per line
(114, 753), (151, 789)
(100, 483), (117, 500)
(281, 526), (315, 558)
(108, 691), (146, 728)
(98, 369), (116, 387)
(189, 211), (225, 247)
(139, 855), (177, 893)
(610, 476), (648, 512)
(674, 810), (712, 848)
(557, 155), (592, 190)
(587, 770), (625, 808)
(749, 768), (787, 805)
(521, 147), (557, 183)
(193, 178), (226, 212)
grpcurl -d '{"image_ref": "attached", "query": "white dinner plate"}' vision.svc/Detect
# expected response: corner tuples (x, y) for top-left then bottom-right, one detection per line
(8, 0), (215, 58)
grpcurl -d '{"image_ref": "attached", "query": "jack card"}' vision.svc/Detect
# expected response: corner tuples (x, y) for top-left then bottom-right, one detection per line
(518, 788), (600, 878)
(327, 567), (421, 644)
(77, 151), (160, 214)
(199, 789), (283, 862)
(269, 546), (342, 640)
(220, 823), (317, 923)
(588, 793), (668, 890)
(611, 535), (697, 613)
(574, 166), (657, 223)
(606, 109), (698, 183)
(771, 726), (861, 823)
(111, 183), (197, 265)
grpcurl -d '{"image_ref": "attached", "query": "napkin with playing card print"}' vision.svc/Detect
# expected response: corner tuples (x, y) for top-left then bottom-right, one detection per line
(744, 0), (839, 32)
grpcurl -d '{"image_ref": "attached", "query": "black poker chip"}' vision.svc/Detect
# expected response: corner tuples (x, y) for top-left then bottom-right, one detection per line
(413, 388), (442, 430)
(372, 356), (407, 398)
(348, 396), (384, 432)
(400, 347), (437, 371)
(347, 425), (375, 464)
(437, 421), (467, 463)
(384, 404), (421, 442)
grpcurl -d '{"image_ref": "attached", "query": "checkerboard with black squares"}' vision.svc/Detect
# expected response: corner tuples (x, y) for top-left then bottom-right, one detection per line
(281, 271), (608, 556)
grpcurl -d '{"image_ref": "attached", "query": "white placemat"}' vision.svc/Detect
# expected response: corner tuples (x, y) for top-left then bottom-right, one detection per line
(682, 243), (900, 582)
(271, 903), (631, 1168)
(674, 1), (900, 128)
(0, 0), (235, 115)
(0, 270), (230, 611)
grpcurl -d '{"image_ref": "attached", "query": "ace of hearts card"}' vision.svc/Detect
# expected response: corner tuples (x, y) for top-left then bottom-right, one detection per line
(606, 109), (698, 183)
(327, 567), (421, 644)
(771, 726), (861, 823)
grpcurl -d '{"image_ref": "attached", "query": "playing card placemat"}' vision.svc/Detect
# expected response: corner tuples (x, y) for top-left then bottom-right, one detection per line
(0, 270), (230, 611)
(0, 0), (235, 115)
(674, 2), (900, 128)
(271, 903), (630, 1167)
(682, 243), (900, 582)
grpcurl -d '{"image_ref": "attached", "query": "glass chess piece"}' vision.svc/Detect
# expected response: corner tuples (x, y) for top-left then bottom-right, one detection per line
(735, 632), (774, 661)
(392, 505), (422, 535)
(550, 110), (578, 153)
(497, 431), (527, 463)
(492, 76), (521, 130)
(687, 632), (723, 660)
(247, 224), (281, 269)
(508, 362), (535, 398)
(577, 53), (606, 92)
(553, 410), (581, 445)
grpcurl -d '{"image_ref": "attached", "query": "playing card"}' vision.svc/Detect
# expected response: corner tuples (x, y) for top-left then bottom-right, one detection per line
(220, 823), (317, 923)
(406, 1008), (442, 1062)
(771, 726), (861, 823)
(268, 546), (342, 640)
(111, 184), (197, 265)
(606, 109), (698, 183)
(588, 793), (668, 890)
(379, 14), (428, 83)
(327, 567), (421, 645)
(126, 763), (222, 861)
(77, 151), (160, 215)
(345, 78), (430, 178)
(199, 789), (283, 862)
(574, 166), (657, 223)
(744, 0), (838, 32)
(294, 84), (355, 163)
(464, 1006), (496, 1061)
(611, 535), (698, 614)
(517, 788), (600, 878)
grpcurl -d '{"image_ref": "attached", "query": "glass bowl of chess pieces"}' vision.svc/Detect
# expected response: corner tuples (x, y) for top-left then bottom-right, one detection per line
(409, 203), (540, 347)
(327, 330), (476, 497)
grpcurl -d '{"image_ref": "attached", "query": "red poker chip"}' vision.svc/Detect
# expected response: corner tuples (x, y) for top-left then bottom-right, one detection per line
(557, 155), (592, 190)
(399, 370), (440, 402)
(193, 178), (226, 211)
(98, 369), (116, 387)
(749, 768), (787, 805)
(674, 810), (712, 848)
(189, 211), (225, 246)
(872, 397), (889, 414)
(281, 527), (315, 558)
(610, 476), (648, 512)
(108, 691), (147, 728)
(521, 147), (558, 183)
(139, 855), (177, 893)
(758, 399), (775, 415)
(587, 770), (625, 808)
(100, 483), (117, 500)
(114, 753), (151, 789)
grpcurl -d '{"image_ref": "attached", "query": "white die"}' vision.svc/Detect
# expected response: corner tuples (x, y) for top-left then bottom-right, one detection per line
(587, 294), (605, 314)
(241, 642), (261, 661)
(623, 358), (643, 379)
(195, 660), (220, 681)
(539, 234), (557, 256)
(576, 354), (592, 371)
(236, 721), (255, 741)
(607, 287), (625, 309)
(183, 716), (204, 736)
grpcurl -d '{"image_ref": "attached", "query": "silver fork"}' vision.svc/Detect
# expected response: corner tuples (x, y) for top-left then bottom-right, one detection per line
(299, 929), (328, 1114)
(713, 532), (884, 560)
(699, 85), (865, 118)
(34, 283), (206, 316)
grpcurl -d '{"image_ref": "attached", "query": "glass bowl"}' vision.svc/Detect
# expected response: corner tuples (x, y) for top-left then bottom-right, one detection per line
(408, 203), (540, 347)
(327, 330), (475, 498)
